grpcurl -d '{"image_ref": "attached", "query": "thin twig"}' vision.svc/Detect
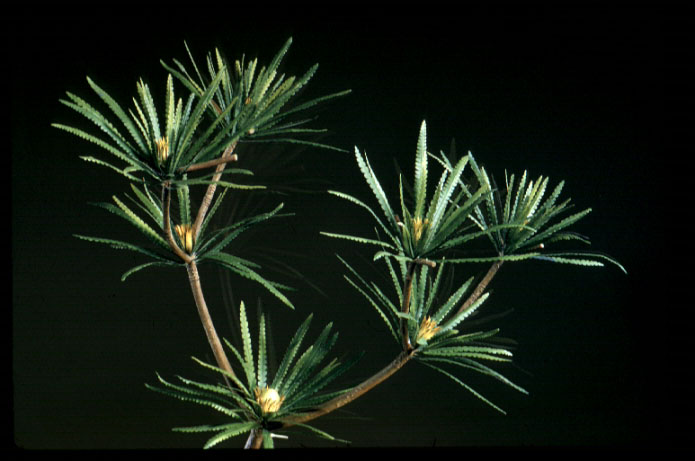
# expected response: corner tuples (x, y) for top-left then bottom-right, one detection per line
(178, 154), (239, 173)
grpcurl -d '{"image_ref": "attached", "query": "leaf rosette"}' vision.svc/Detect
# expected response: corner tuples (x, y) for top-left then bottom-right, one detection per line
(147, 301), (361, 448)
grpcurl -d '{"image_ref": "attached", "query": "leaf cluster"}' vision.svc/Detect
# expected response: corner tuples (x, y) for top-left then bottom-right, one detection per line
(325, 120), (626, 273)
(62, 38), (349, 307)
(324, 121), (527, 266)
(55, 37), (348, 188)
(146, 302), (361, 448)
(341, 256), (525, 413)
(74, 178), (296, 306)
(162, 38), (350, 154)
(323, 120), (625, 414)
(443, 153), (627, 272)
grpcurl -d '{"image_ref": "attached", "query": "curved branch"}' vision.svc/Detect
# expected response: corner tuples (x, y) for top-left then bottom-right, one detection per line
(161, 182), (235, 380)
(186, 260), (236, 379)
(279, 349), (415, 428)
(456, 260), (503, 316)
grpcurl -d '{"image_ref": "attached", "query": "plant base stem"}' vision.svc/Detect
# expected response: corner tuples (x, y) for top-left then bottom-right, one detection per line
(245, 428), (264, 449)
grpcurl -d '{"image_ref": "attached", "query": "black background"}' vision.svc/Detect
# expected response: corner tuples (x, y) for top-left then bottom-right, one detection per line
(11, 9), (691, 450)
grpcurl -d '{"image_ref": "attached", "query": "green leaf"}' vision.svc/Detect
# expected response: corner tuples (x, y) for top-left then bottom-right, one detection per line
(413, 120), (428, 220)
(510, 208), (592, 253)
(281, 323), (336, 397)
(53, 123), (150, 176)
(431, 276), (474, 325)
(128, 182), (163, 225)
(271, 314), (313, 389)
(326, 190), (399, 248)
(109, 196), (170, 249)
(441, 253), (541, 264)
(85, 76), (148, 154)
(343, 275), (399, 344)
(320, 231), (397, 250)
(135, 78), (161, 144)
(198, 187), (227, 239)
(73, 234), (174, 263)
(121, 261), (178, 281)
(533, 252), (627, 273)
(426, 356), (528, 395)
(418, 361), (507, 414)
(423, 154), (470, 246)
(205, 252), (294, 309)
(173, 66), (226, 167)
(239, 301), (256, 390)
(190, 357), (253, 408)
(354, 147), (397, 228)
(201, 422), (259, 449)
(177, 181), (191, 225)
(199, 203), (285, 255)
(77, 155), (140, 181)
(257, 311), (268, 389)
(436, 293), (490, 335)
(295, 423), (350, 444)
(146, 374), (241, 417)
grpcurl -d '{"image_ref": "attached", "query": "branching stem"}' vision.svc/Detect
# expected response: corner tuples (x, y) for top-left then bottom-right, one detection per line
(273, 260), (501, 434)
(161, 179), (236, 380)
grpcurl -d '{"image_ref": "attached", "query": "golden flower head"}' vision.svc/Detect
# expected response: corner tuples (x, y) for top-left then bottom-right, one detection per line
(174, 223), (194, 253)
(155, 137), (169, 165)
(254, 386), (285, 414)
(416, 316), (441, 343)
(412, 217), (430, 242)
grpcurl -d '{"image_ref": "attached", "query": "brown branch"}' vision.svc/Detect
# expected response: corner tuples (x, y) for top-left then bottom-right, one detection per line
(178, 154), (238, 173)
(455, 260), (503, 316)
(245, 429), (264, 449)
(273, 259), (495, 434)
(191, 141), (238, 242)
(279, 349), (415, 428)
(186, 260), (236, 379)
(161, 182), (235, 380)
